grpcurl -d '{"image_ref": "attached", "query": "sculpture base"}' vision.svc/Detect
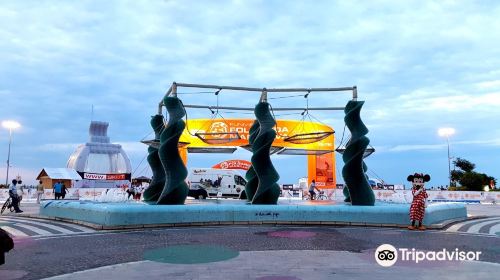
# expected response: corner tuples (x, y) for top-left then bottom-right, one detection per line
(39, 200), (466, 230)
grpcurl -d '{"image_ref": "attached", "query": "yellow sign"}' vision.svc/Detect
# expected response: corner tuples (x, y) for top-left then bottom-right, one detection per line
(181, 119), (334, 151)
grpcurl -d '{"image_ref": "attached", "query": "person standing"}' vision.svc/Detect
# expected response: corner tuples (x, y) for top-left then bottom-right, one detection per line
(8, 180), (23, 213)
(19, 184), (25, 196)
(126, 183), (134, 200)
(407, 173), (430, 230)
(36, 180), (44, 204)
(61, 183), (67, 200)
(133, 183), (141, 201)
(53, 181), (62, 200)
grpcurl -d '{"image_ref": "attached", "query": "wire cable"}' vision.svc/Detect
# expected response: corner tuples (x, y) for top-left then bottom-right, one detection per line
(177, 91), (219, 95)
(132, 154), (147, 176)
(337, 124), (347, 148)
(268, 94), (304, 100)
(136, 164), (150, 178)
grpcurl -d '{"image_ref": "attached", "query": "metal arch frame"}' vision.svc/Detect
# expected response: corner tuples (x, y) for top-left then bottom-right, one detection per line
(158, 82), (358, 114)
(181, 104), (345, 112)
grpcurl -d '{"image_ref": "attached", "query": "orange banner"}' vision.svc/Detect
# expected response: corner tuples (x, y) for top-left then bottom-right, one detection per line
(212, 160), (252, 170)
(308, 153), (336, 189)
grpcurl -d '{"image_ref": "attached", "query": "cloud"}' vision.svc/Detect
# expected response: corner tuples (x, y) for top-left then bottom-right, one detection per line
(117, 142), (149, 155)
(477, 80), (500, 90)
(377, 138), (500, 153)
(0, 167), (42, 186)
(36, 141), (148, 156)
(37, 143), (80, 153)
(381, 144), (447, 153)
(1, 1), (500, 185)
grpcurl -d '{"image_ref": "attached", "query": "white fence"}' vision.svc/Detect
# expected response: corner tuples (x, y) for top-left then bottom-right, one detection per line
(0, 188), (132, 203)
(333, 189), (500, 204)
(2, 188), (499, 204)
(282, 189), (499, 204)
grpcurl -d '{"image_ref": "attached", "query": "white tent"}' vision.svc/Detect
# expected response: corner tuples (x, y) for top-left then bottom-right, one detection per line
(67, 121), (132, 175)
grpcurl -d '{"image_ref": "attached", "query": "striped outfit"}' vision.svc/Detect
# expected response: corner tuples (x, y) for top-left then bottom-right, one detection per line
(409, 188), (428, 222)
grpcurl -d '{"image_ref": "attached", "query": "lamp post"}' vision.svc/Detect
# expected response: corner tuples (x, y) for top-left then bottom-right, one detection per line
(438, 127), (455, 188)
(2, 120), (21, 186)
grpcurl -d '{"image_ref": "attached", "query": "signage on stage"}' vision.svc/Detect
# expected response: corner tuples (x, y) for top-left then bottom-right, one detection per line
(82, 173), (130, 181)
(84, 173), (106, 180)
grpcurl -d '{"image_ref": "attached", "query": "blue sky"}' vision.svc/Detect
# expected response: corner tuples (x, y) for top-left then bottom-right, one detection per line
(0, 0), (499, 187)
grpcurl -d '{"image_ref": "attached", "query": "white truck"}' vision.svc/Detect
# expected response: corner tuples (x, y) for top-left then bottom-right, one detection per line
(187, 168), (247, 199)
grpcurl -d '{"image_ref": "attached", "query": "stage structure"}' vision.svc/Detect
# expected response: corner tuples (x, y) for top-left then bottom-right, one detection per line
(144, 82), (374, 206)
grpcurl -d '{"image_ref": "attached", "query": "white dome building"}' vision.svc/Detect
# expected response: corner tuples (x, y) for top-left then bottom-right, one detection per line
(67, 121), (132, 181)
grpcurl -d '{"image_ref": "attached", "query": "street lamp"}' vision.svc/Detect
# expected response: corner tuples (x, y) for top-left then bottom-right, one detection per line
(438, 127), (455, 188)
(2, 120), (21, 186)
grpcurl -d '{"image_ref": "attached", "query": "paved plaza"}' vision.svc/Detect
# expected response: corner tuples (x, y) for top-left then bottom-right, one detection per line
(0, 202), (499, 279)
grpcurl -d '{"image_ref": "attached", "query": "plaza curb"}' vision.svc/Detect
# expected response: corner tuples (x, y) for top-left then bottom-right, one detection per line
(16, 213), (470, 231)
(438, 215), (494, 230)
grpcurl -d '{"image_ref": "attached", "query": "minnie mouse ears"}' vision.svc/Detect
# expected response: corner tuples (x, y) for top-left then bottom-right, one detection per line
(407, 173), (431, 182)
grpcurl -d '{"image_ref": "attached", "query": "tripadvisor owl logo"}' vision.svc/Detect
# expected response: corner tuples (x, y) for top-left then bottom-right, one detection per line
(375, 244), (482, 267)
(375, 244), (398, 267)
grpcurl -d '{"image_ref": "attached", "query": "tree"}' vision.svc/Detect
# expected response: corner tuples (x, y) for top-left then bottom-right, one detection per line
(452, 158), (496, 191)
(459, 172), (486, 191)
(453, 158), (475, 173)
(450, 170), (464, 183)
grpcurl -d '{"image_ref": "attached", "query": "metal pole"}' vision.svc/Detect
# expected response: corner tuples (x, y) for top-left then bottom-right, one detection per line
(159, 84), (174, 114)
(175, 82), (355, 93)
(171, 82), (177, 97)
(6, 128), (12, 186)
(260, 89), (268, 103)
(181, 104), (345, 111)
(447, 136), (452, 188)
(159, 82), (357, 114)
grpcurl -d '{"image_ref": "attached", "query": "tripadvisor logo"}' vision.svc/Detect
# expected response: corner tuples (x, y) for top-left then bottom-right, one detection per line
(375, 244), (482, 267)
(375, 244), (398, 267)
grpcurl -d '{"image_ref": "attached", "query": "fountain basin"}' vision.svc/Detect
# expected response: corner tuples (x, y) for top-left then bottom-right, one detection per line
(39, 200), (466, 230)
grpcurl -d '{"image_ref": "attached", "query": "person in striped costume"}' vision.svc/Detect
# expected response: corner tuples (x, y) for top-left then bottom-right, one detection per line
(407, 173), (430, 230)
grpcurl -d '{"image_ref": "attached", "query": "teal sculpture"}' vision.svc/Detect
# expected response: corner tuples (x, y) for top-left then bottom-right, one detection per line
(341, 100), (375, 205)
(143, 115), (166, 202)
(244, 120), (260, 202)
(157, 97), (189, 205)
(342, 186), (350, 202)
(251, 102), (280, 204)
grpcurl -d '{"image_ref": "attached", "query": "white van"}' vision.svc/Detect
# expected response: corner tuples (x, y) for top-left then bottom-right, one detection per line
(188, 168), (247, 198)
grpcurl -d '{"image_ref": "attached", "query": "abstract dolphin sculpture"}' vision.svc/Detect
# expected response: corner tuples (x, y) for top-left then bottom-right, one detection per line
(341, 100), (375, 206)
(251, 102), (280, 205)
(157, 97), (189, 205)
(244, 120), (260, 202)
(143, 115), (166, 202)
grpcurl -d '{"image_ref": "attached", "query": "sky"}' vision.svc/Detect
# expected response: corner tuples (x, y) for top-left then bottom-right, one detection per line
(0, 0), (499, 187)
